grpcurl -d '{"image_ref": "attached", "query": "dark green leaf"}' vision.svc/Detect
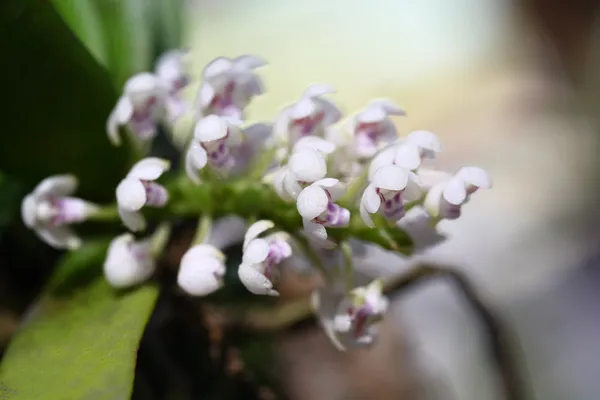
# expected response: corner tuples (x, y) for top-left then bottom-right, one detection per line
(0, 0), (131, 201)
(0, 240), (159, 400)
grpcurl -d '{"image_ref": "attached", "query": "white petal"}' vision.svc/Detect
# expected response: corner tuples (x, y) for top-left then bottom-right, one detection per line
(243, 238), (270, 264)
(372, 165), (409, 191)
(196, 83), (216, 109)
(359, 191), (377, 228)
(283, 169), (304, 200)
(312, 178), (345, 201)
(394, 143), (422, 170)
(332, 314), (353, 333)
(128, 157), (171, 180)
(302, 219), (328, 241)
(21, 194), (37, 228)
(403, 172), (424, 202)
(396, 206), (446, 252)
(194, 115), (228, 142)
(232, 54), (267, 71)
(238, 263), (279, 296)
(104, 233), (154, 289)
(297, 186), (329, 220)
(417, 168), (452, 191)
(203, 57), (233, 78)
(302, 83), (335, 98)
(206, 216), (247, 250)
(293, 136), (336, 155)
(317, 98), (343, 125)
(34, 174), (78, 198)
(178, 251), (226, 296)
(406, 130), (441, 153)
(357, 106), (386, 123)
(442, 177), (468, 205)
(118, 207), (147, 232)
(185, 143), (207, 184)
(455, 166), (492, 189)
(116, 178), (146, 211)
(36, 226), (81, 250)
(368, 99), (406, 116)
(182, 244), (225, 263)
(290, 97), (315, 119)
(243, 220), (275, 248)
(289, 150), (327, 183)
(107, 96), (133, 146)
(273, 169), (294, 202)
(362, 183), (382, 214)
(423, 183), (444, 218)
(368, 146), (396, 180)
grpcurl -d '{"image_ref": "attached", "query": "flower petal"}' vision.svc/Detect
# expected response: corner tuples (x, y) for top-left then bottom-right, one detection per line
(372, 165), (409, 191)
(357, 106), (386, 124)
(118, 207), (147, 232)
(207, 216), (247, 250)
(243, 238), (270, 264)
(297, 186), (329, 220)
(293, 136), (336, 155)
(442, 177), (468, 205)
(182, 244), (225, 263)
(21, 194), (37, 228)
(107, 96), (133, 146)
(290, 97), (315, 119)
(232, 54), (267, 71)
(302, 219), (329, 241)
(243, 220), (275, 248)
(302, 83), (335, 98)
(194, 115), (228, 142)
(283, 169), (304, 199)
(368, 99), (406, 116)
(406, 130), (441, 153)
(362, 183), (382, 214)
(403, 172), (424, 202)
(36, 226), (81, 250)
(417, 168), (452, 191)
(128, 157), (171, 180)
(289, 149), (327, 183)
(178, 251), (225, 296)
(394, 143), (422, 170)
(312, 178), (345, 200)
(116, 178), (146, 211)
(34, 174), (78, 198)
(395, 206), (446, 252)
(203, 57), (233, 78)
(104, 233), (155, 289)
(196, 83), (216, 109)
(455, 166), (492, 189)
(317, 98), (343, 125)
(238, 263), (279, 296)
(311, 288), (347, 351)
(185, 143), (207, 184)
(368, 145), (396, 180)
(273, 168), (295, 202)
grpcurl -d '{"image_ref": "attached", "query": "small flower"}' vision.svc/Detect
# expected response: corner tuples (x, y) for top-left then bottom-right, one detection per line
(103, 233), (155, 289)
(116, 158), (170, 232)
(313, 280), (389, 351)
(273, 84), (342, 146)
(185, 115), (244, 183)
(347, 99), (405, 160)
(155, 49), (190, 122)
(21, 175), (99, 250)
(393, 130), (441, 170)
(297, 178), (350, 248)
(423, 166), (492, 220)
(196, 55), (266, 123)
(395, 206), (446, 251)
(107, 72), (168, 146)
(273, 150), (328, 202)
(359, 165), (422, 228)
(178, 244), (226, 296)
(238, 220), (292, 296)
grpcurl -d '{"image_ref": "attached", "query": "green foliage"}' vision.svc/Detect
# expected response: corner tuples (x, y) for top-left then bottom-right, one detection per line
(0, 240), (159, 400)
(0, 0), (131, 202)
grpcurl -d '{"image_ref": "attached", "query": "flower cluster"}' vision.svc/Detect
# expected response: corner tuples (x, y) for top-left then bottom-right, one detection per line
(20, 51), (491, 351)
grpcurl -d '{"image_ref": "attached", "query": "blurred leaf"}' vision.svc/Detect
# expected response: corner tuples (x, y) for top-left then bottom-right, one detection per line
(0, 240), (159, 400)
(149, 0), (185, 54)
(0, 0), (130, 202)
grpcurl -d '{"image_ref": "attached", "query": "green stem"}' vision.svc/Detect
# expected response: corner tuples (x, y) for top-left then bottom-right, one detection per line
(340, 241), (354, 293)
(192, 213), (212, 245)
(149, 223), (171, 258)
(88, 205), (119, 221)
(339, 168), (368, 209)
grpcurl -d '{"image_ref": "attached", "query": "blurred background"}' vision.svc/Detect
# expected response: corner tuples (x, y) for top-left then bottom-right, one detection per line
(2, 0), (600, 399)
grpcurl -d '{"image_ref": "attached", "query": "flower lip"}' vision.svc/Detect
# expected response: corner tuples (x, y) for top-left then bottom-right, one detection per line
(372, 165), (409, 191)
(297, 186), (329, 220)
(194, 115), (228, 142)
(128, 157), (171, 181)
(116, 178), (147, 211)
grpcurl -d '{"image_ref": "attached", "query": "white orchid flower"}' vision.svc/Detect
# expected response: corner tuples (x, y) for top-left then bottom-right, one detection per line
(273, 148), (328, 201)
(238, 220), (292, 296)
(313, 280), (389, 351)
(107, 72), (168, 146)
(393, 130), (441, 171)
(273, 84), (342, 146)
(185, 115), (244, 183)
(395, 206), (446, 252)
(178, 244), (227, 296)
(423, 166), (492, 220)
(155, 49), (190, 122)
(359, 165), (422, 228)
(21, 175), (99, 250)
(348, 99), (405, 160)
(195, 55), (266, 123)
(297, 178), (350, 248)
(103, 233), (155, 289)
(116, 158), (170, 232)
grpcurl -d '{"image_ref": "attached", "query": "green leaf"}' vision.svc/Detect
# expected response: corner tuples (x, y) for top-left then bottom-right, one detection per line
(0, 0), (130, 201)
(0, 241), (159, 400)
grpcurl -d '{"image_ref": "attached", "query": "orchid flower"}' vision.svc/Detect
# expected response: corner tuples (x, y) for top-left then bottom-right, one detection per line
(178, 244), (227, 296)
(297, 178), (350, 248)
(104, 233), (155, 289)
(424, 166), (492, 220)
(155, 49), (190, 122)
(360, 165), (422, 228)
(185, 115), (244, 183)
(116, 158), (170, 232)
(21, 175), (99, 250)
(238, 220), (292, 296)
(395, 206), (447, 251)
(107, 72), (168, 146)
(196, 55), (266, 124)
